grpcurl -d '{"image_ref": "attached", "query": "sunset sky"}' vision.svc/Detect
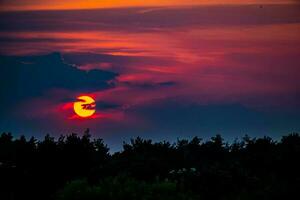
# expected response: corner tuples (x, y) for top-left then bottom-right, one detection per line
(0, 0), (298, 10)
(0, 0), (300, 151)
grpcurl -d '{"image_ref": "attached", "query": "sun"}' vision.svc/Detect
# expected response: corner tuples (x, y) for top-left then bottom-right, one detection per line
(73, 95), (96, 118)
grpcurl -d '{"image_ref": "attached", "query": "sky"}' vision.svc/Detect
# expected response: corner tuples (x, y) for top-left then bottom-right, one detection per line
(0, 0), (298, 11)
(0, 1), (300, 151)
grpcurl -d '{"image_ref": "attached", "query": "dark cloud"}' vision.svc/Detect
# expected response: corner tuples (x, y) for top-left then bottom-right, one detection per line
(122, 81), (177, 89)
(127, 99), (268, 131)
(158, 81), (177, 87)
(125, 98), (300, 140)
(1, 5), (299, 32)
(95, 101), (122, 110)
(62, 52), (177, 73)
(0, 37), (81, 43)
(0, 52), (118, 113)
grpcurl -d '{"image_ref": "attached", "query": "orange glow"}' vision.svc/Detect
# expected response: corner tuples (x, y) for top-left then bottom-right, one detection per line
(73, 95), (96, 118)
(0, 0), (297, 11)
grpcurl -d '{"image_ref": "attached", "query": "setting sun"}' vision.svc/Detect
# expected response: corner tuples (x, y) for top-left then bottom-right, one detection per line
(73, 95), (96, 118)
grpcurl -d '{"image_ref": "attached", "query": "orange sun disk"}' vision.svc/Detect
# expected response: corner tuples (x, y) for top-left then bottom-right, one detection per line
(73, 95), (96, 118)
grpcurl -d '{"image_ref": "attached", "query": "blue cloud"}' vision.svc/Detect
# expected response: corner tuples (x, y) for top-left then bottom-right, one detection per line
(0, 52), (118, 114)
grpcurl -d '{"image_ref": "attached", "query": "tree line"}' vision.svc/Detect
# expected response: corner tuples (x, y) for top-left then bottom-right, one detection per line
(0, 130), (299, 200)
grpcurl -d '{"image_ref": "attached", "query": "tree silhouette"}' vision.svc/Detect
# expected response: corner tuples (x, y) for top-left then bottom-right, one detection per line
(0, 131), (299, 200)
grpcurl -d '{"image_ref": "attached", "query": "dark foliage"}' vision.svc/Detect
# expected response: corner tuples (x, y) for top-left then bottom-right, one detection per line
(0, 131), (300, 200)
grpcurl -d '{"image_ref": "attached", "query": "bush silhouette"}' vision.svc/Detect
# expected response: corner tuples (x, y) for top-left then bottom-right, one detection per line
(57, 176), (198, 200)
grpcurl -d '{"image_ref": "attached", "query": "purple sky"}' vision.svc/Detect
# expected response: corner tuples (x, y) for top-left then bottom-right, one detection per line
(0, 4), (300, 151)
